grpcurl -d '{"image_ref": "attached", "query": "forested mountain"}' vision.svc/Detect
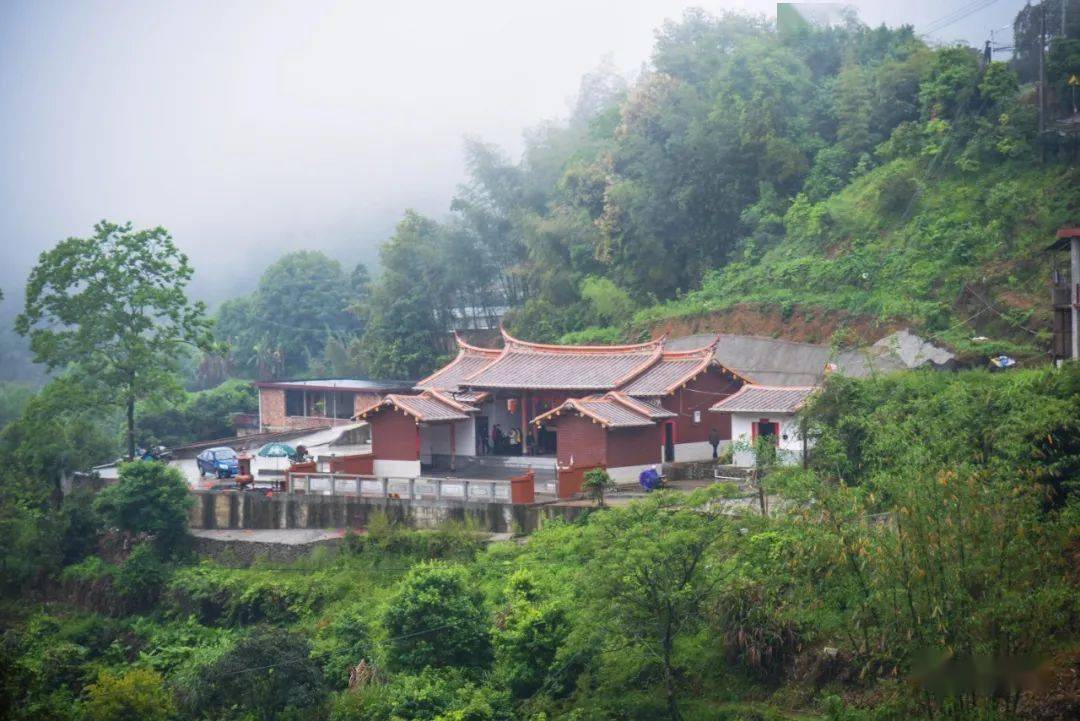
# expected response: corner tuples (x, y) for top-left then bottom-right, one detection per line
(3, 7), (1080, 721)
(226, 6), (1073, 380)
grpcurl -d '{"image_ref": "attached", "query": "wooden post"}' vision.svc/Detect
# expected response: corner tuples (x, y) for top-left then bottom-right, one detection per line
(380, 477), (388, 498)
(408, 478), (415, 500)
(520, 391), (528, 455)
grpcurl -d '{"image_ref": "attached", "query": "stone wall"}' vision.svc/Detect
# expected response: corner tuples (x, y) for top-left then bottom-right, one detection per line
(191, 534), (343, 564)
(188, 491), (584, 535)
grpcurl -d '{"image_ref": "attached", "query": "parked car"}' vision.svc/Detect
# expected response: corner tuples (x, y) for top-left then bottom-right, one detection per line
(196, 447), (240, 478)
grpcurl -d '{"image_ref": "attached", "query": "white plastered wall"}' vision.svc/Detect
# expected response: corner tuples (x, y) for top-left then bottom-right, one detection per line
(730, 413), (806, 467)
(373, 459), (421, 478)
(673, 440), (720, 462)
(419, 418), (476, 463)
(608, 463), (658, 484)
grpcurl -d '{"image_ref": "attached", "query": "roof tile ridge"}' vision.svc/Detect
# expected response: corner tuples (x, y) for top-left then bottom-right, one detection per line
(531, 397), (605, 427)
(459, 343), (510, 383)
(611, 344), (666, 388)
(353, 395), (389, 420)
(454, 331), (503, 356)
(425, 389), (476, 413)
(605, 391), (652, 415)
(414, 348), (469, 388)
(660, 334), (720, 359)
(499, 323), (665, 354)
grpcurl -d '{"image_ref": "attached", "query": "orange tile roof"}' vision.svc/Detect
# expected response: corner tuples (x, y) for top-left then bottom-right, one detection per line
(461, 328), (666, 390)
(618, 339), (723, 396)
(709, 385), (816, 414)
(355, 391), (478, 423)
(532, 391), (673, 429)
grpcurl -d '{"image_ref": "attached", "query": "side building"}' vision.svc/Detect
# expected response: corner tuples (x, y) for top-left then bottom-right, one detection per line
(255, 379), (415, 434)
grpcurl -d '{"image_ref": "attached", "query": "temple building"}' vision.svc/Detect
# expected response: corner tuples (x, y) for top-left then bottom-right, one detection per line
(355, 329), (748, 492)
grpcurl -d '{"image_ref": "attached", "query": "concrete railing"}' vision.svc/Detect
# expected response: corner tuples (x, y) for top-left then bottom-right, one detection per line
(288, 473), (513, 502)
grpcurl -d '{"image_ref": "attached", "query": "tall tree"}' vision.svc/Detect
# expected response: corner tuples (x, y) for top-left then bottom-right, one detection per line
(587, 495), (733, 721)
(361, 211), (452, 379)
(216, 250), (361, 379)
(16, 221), (213, 459)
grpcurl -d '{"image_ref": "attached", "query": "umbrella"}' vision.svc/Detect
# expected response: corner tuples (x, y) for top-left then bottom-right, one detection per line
(257, 442), (297, 458)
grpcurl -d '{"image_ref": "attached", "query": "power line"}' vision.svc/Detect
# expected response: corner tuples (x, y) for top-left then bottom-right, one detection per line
(922, 0), (1003, 37)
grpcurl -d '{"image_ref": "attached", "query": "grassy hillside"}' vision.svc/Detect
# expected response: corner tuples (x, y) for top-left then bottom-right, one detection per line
(633, 161), (1077, 357)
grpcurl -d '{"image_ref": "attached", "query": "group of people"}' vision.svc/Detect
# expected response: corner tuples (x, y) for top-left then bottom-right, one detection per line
(487, 424), (523, 454)
(478, 423), (553, 456)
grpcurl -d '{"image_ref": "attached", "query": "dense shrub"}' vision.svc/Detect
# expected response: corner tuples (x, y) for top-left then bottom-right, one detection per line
(115, 542), (171, 612)
(176, 625), (326, 721)
(166, 564), (324, 625)
(314, 602), (375, 689)
(493, 570), (571, 699)
(81, 668), (174, 721)
(329, 667), (510, 721)
(93, 461), (191, 554)
(383, 561), (492, 672)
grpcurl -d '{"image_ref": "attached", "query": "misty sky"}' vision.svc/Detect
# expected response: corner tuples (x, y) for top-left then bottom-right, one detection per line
(0, 0), (1025, 308)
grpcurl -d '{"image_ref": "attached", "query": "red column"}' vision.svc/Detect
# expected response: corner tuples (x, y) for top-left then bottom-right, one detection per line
(449, 422), (457, 471)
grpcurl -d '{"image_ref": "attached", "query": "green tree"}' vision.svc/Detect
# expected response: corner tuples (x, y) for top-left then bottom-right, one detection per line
(0, 377), (116, 592)
(15, 221), (213, 459)
(178, 626), (326, 721)
(138, 378), (257, 448)
(582, 467), (615, 507)
(93, 461), (191, 553)
(493, 570), (570, 699)
(81, 668), (173, 721)
(216, 250), (362, 379)
(0, 382), (34, 431)
(361, 212), (452, 379)
(383, 561), (492, 672)
(586, 496), (733, 721)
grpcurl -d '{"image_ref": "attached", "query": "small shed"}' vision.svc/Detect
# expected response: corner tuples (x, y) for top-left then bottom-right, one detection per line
(709, 385), (816, 467)
(531, 392), (675, 491)
(355, 390), (478, 477)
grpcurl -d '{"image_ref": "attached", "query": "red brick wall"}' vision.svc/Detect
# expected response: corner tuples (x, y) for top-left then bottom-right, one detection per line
(258, 387), (368, 432)
(369, 409), (420, 461)
(661, 368), (741, 442)
(328, 453), (374, 475)
(259, 388), (286, 430)
(607, 424), (663, 467)
(553, 413), (607, 468)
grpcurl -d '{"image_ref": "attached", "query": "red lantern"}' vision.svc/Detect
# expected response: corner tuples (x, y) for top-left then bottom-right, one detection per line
(507, 398), (518, 413)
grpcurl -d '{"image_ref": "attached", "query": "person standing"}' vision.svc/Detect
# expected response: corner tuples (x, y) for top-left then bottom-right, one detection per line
(708, 428), (720, 460)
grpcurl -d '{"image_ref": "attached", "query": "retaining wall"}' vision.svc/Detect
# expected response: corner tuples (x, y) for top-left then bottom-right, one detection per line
(188, 491), (585, 535)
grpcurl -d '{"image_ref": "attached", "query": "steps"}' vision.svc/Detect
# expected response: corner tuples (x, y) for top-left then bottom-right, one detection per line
(464, 454), (557, 472)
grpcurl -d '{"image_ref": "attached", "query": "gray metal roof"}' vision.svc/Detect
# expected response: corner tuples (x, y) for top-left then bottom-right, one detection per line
(710, 385), (816, 414)
(667, 331), (946, 385)
(257, 378), (416, 392)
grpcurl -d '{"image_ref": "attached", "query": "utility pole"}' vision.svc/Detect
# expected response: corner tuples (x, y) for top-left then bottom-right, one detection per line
(1039, 0), (1048, 162)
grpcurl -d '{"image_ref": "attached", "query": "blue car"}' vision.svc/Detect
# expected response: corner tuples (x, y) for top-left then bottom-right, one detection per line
(196, 447), (240, 479)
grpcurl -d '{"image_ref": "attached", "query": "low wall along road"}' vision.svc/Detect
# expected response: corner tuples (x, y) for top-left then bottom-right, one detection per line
(188, 490), (585, 535)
